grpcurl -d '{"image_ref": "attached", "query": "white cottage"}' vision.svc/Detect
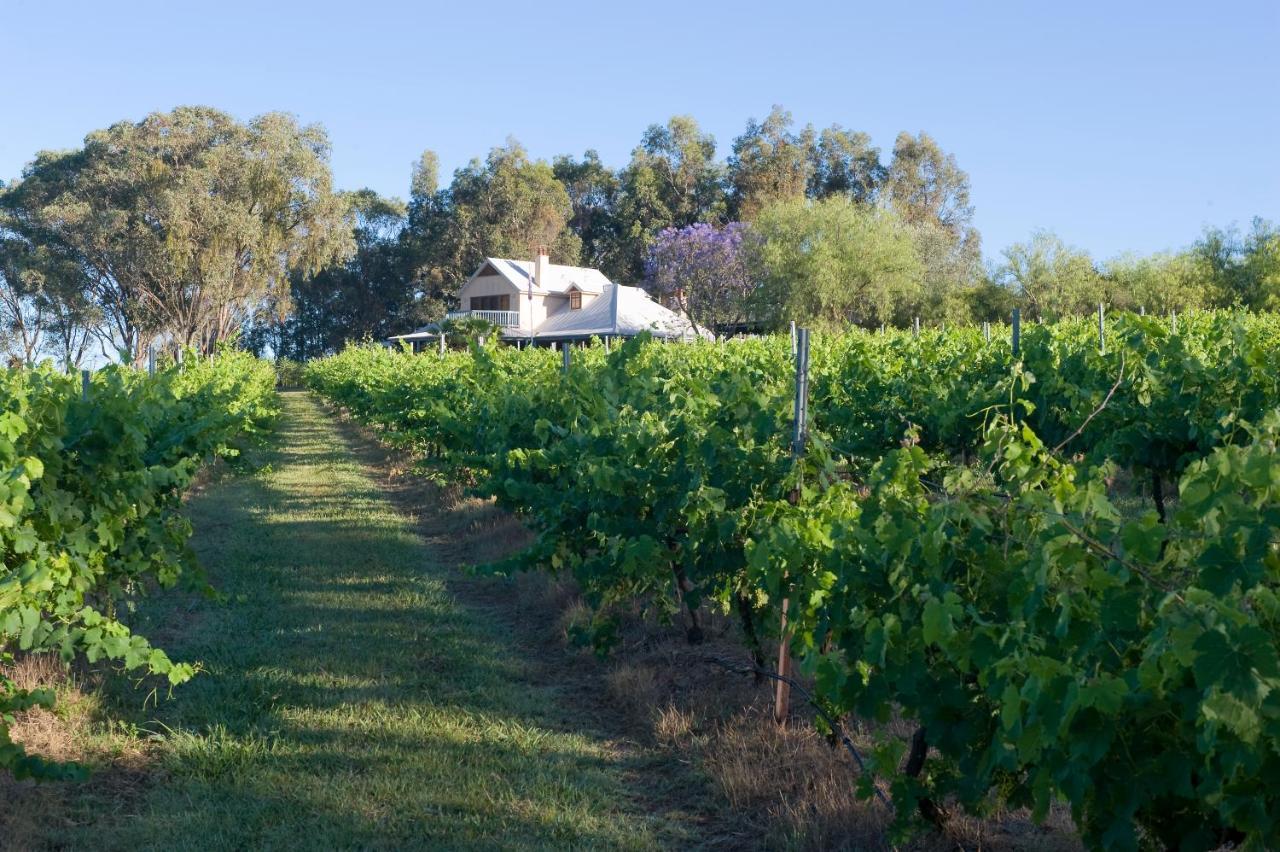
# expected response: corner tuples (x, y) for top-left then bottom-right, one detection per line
(390, 247), (706, 349)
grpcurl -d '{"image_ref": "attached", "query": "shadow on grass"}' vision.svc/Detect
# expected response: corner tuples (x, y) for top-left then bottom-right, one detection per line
(36, 392), (679, 852)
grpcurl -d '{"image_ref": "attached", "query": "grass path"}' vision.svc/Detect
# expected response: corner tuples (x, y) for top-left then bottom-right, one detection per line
(35, 391), (689, 850)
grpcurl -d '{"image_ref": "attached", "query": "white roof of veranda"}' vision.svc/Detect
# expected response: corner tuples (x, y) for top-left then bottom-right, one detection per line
(528, 283), (708, 341)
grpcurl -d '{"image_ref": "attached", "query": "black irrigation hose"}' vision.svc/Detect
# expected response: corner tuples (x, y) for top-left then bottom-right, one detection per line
(702, 655), (895, 812)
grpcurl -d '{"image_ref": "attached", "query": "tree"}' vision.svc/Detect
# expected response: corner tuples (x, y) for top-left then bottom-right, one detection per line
(1104, 251), (1206, 314)
(728, 106), (814, 220)
(1188, 218), (1280, 309)
(0, 107), (351, 361)
(644, 223), (753, 338)
(963, 275), (1020, 323)
(998, 231), (1104, 320)
(885, 132), (976, 236)
(613, 116), (727, 280)
(903, 220), (985, 325)
(0, 211), (99, 366)
(806, 125), (885, 204)
(553, 151), (623, 278)
(747, 197), (923, 329)
(885, 132), (982, 314)
(407, 139), (580, 303)
(248, 189), (415, 359)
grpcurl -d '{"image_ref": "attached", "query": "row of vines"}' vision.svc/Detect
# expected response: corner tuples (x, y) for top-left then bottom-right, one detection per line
(307, 311), (1280, 850)
(0, 351), (278, 780)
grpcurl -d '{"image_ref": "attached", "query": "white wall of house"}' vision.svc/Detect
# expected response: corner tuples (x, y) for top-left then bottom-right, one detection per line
(453, 262), (606, 334)
(458, 273), (525, 326)
(460, 273), (513, 304)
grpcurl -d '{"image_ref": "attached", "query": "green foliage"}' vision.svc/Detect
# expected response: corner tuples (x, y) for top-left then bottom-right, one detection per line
(0, 107), (351, 360)
(406, 140), (581, 298)
(729, 106), (813, 220)
(246, 189), (415, 360)
(1190, 218), (1280, 310)
(1104, 251), (1206, 314)
(309, 313), (1280, 849)
(997, 231), (1105, 320)
(0, 350), (277, 778)
(749, 197), (924, 329)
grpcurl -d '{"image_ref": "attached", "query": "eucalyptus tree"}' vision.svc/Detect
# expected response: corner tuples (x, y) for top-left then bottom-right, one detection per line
(250, 189), (413, 360)
(885, 132), (983, 312)
(728, 106), (814, 220)
(807, 125), (885, 204)
(407, 140), (580, 300)
(0, 107), (351, 361)
(0, 220), (97, 366)
(613, 116), (727, 280)
(553, 150), (623, 278)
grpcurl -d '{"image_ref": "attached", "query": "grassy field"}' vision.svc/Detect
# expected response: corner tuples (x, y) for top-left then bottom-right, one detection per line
(6, 392), (695, 851)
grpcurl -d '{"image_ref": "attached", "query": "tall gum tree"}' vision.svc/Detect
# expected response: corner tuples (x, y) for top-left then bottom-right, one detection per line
(0, 107), (351, 361)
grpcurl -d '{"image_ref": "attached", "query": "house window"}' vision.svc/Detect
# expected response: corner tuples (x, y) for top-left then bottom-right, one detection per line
(470, 295), (511, 311)
(569, 291), (582, 310)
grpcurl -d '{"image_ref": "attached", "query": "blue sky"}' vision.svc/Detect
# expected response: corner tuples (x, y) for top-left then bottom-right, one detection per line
(2, 0), (1277, 263)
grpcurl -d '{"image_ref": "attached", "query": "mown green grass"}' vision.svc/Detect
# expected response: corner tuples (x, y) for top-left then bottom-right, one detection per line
(41, 392), (676, 850)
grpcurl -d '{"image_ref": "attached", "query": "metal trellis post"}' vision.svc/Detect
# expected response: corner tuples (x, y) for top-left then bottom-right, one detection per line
(776, 327), (810, 725)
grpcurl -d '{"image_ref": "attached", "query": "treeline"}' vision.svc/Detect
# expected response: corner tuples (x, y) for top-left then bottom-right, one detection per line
(2, 105), (1277, 363)
(252, 107), (1280, 348)
(258, 107), (987, 356)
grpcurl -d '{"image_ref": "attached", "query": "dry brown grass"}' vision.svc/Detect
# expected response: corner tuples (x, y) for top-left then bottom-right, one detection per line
(0, 654), (153, 851)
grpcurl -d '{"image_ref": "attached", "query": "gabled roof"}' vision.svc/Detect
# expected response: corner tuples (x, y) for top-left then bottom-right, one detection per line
(525, 283), (710, 341)
(471, 257), (608, 295)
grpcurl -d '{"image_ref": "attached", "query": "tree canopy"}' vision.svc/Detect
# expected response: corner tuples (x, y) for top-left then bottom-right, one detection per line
(0, 107), (350, 362)
(645, 222), (753, 338)
(748, 197), (923, 329)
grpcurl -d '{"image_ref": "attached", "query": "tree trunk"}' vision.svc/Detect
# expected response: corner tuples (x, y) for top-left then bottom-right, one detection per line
(735, 593), (766, 683)
(671, 562), (703, 644)
(905, 727), (948, 830)
(1151, 469), (1167, 524)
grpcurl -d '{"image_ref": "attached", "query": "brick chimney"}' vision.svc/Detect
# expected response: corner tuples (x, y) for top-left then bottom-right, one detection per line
(535, 245), (550, 291)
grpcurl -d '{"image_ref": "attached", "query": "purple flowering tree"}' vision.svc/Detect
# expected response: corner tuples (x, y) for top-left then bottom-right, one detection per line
(644, 222), (753, 339)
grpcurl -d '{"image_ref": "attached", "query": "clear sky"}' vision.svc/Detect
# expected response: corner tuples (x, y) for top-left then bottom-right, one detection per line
(2, 0), (1277, 263)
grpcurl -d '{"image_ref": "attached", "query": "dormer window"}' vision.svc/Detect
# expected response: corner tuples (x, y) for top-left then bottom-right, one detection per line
(569, 291), (582, 310)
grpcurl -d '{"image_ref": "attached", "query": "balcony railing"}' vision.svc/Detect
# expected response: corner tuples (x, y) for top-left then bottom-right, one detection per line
(445, 310), (521, 328)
